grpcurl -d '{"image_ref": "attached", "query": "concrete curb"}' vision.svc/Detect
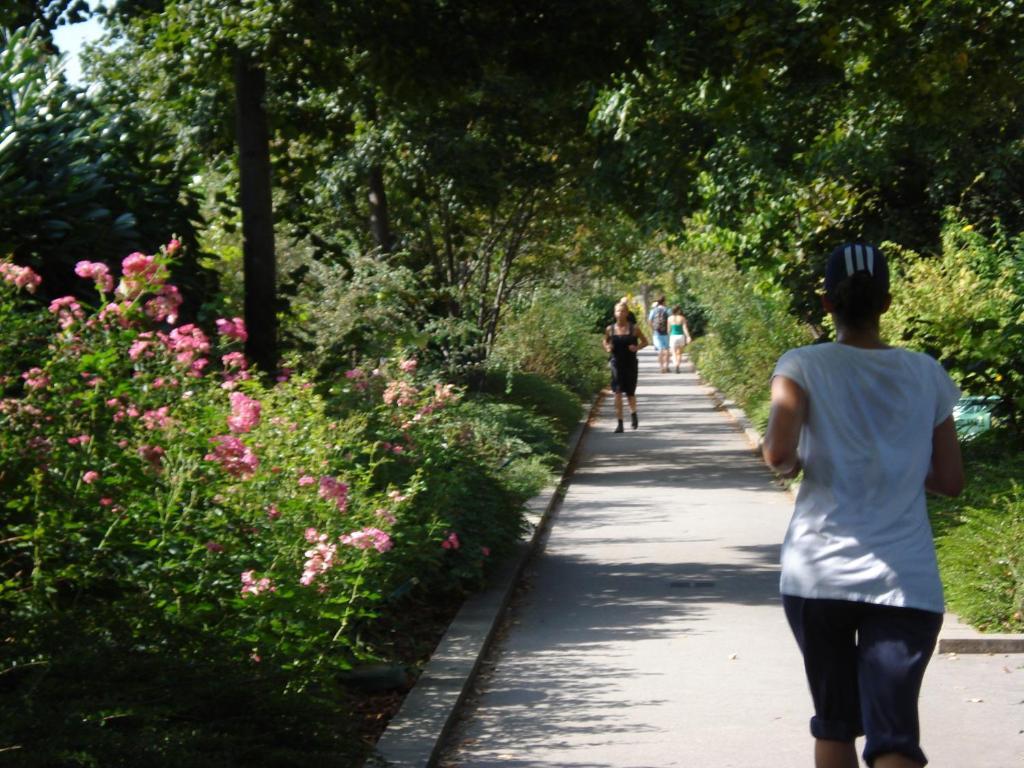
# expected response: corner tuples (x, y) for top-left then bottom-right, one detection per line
(369, 392), (605, 767)
(690, 358), (1024, 655)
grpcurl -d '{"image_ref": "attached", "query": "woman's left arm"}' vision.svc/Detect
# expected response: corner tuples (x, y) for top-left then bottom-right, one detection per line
(762, 375), (807, 477)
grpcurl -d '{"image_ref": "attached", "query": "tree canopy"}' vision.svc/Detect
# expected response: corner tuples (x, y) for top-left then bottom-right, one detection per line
(5, 0), (1024, 353)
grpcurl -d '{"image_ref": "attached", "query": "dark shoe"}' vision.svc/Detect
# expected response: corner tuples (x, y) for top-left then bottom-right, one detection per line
(614, 420), (624, 433)
(631, 412), (638, 429)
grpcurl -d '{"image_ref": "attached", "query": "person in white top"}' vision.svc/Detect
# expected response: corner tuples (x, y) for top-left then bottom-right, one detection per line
(763, 242), (964, 768)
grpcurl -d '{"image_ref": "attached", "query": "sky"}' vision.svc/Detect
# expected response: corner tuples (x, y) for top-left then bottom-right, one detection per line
(51, 12), (106, 86)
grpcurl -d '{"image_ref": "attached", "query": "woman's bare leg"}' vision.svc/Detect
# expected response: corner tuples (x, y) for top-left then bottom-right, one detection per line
(614, 392), (624, 421)
(874, 754), (923, 768)
(814, 739), (858, 768)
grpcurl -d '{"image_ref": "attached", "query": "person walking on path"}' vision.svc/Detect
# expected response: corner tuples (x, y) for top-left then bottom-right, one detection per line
(668, 304), (692, 373)
(603, 300), (647, 432)
(762, 242), (965, 768)
(647, 296), (671, 373)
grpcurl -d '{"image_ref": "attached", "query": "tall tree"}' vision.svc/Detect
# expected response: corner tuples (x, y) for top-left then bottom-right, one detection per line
(234, 54), (277, 370)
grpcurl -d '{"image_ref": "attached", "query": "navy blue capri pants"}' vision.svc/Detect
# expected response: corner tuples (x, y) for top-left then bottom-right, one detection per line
(783, 596), (943, 767)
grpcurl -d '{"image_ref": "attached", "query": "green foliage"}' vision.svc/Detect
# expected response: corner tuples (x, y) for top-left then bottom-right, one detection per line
(287, 250), (431, 379)
(489, 288), (608, 399)
(0, 248), (566, 763)
(477, 369), (584, 440)
(2, 644), (365, 768)
(929, 430), (1024, 633)
(675, 232), (814, 425)
(0, 23), (204, 300)
(588, 3), (1024, 324)
(883, 215), (1024, 431)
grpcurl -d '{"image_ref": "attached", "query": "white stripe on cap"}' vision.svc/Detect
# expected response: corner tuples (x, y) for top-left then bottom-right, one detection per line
(854, 244), (865, 271)
(866, 246), (874, 274)
(844, 246), (854, 275)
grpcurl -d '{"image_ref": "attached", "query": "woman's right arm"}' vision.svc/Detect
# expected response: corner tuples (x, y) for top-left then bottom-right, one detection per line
(925, 416), (964, 497)
(763, 375), (807, 478)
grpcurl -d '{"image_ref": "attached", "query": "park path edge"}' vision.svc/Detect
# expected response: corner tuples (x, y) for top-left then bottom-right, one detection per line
(366, 390), (605, 768)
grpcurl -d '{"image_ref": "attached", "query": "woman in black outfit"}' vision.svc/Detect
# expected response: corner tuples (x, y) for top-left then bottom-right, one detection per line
(603, 301), (648, 433)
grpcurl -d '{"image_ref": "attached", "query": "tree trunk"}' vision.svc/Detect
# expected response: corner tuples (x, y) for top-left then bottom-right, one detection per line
(234, 54), (278, 373)
(368, 163), (392, 255)
(362, 93), (392, 255)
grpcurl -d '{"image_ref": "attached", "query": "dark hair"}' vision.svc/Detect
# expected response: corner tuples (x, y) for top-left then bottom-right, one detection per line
(829, 271), (888, 330)
(824, 242), (890, 330)
(671, 305), (682, 315)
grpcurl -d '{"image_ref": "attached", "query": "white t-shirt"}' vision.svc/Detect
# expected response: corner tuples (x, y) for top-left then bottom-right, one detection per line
(772, 343), (961, 613)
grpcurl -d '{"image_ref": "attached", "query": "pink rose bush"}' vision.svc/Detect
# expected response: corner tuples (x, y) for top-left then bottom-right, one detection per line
(1, 249), (545, 679)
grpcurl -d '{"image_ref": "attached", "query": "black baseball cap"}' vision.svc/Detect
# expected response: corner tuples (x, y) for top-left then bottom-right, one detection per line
(824, 242), (889, 296)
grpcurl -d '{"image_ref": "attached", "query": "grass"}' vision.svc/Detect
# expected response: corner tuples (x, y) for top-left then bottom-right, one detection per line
(928, 429), (1024, 633)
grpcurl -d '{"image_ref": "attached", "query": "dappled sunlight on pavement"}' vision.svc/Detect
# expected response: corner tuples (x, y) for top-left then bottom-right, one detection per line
(438, 349), (1024, 768)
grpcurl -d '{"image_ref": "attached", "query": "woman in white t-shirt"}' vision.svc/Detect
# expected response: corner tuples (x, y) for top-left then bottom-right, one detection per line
(762, 243), (964, 768)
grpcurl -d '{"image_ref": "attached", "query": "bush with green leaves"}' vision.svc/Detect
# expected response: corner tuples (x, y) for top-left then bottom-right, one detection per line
(675, 231), (813, 429)
(0, 245), (556, 699)
(0, 23), (205, 301)
(489, 288), (608, 399)
(883, 214), (1024, 433)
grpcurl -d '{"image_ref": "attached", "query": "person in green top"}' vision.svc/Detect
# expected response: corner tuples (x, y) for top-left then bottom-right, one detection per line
(668, 305), (691, 373)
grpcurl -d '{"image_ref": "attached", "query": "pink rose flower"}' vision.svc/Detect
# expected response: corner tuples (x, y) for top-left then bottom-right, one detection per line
(340, 527), (393, 553)
(241, 569), (275, 598)
(215, 317), (248, 342)
(74, 261), (114, 293)
(318, 476), (349, 513)
(300, 540), (337, 586)
(21, 367), (50, 391)
(0, 261), (42, 292)
(138, 444), (166, 468)
(204, 435), (259, 478)
(227, 392), (261, 433)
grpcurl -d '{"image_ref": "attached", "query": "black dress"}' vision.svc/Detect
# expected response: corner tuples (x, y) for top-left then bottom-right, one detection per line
(608, 323), (639, 395)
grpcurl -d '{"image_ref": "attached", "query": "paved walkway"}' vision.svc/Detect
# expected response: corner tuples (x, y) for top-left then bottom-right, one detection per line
(437, 349), (1024, 767)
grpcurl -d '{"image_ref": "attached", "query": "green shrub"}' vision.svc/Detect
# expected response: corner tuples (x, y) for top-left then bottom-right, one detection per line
(477, 368), (585, 438)
(929, 430), (1024, 632)
(0, 247), (568, 764)
(883, 214), (1024, 433)
(674, 238), (813, 426)
(0, 24), (205, 302)
(489, 288), (608, 398)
